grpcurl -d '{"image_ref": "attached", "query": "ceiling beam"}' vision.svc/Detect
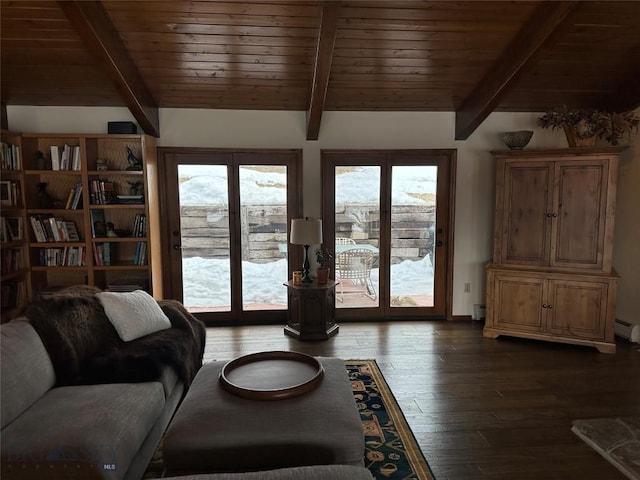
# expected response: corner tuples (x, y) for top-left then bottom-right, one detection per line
(58, 1), (159, 137)
(306, 1), (341, 141)
(454, 1), (579, 140)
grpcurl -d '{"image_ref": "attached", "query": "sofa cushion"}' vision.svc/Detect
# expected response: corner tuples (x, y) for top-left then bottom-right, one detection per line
(158, 364), (179, 398)
(0, 319), (56, 429)
(1, 381), (165, 480)
(161, 465), (374, 480)
(97, 290), (171, 341)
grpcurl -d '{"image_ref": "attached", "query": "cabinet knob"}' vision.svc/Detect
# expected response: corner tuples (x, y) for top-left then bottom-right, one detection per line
(546, 213), (558, 218)
(173, 244), (182, 250)
(542, 304), (548, 308)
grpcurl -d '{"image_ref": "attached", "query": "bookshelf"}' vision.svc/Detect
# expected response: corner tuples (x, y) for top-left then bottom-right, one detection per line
(16, 133), (162, 305)
(0, 130), (30, 319)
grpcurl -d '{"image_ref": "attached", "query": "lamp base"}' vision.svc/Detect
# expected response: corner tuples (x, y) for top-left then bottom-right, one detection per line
(302, 244), (313, 283)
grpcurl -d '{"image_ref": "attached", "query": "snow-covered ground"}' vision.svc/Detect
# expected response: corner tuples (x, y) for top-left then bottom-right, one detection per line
(178, 165), (436, 308)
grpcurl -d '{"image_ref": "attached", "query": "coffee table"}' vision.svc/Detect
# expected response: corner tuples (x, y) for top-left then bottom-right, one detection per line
(162, 355), (364, 474)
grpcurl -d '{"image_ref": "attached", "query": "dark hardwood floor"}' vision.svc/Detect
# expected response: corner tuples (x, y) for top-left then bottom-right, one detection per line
(202, 320), (640, 480)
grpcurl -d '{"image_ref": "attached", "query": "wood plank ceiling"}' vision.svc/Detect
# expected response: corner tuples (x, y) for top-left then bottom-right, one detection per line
(1, 1), (639, 140)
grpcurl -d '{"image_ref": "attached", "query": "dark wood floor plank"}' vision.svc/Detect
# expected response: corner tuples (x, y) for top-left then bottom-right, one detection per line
(203, 320), (639, 479)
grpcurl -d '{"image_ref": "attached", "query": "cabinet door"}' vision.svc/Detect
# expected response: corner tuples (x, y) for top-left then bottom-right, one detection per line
(492, 274), (546, 333)
(546, 279), (608, 340)
(499, 163), (553, 266)
(551, 160), (608, 270)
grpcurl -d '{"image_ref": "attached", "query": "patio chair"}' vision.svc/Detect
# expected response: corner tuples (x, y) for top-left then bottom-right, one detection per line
(335, 248), (377, 302)
(335, 237), (356, 245)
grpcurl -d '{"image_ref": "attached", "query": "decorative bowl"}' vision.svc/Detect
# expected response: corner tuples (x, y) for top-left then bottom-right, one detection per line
(501, 130), (533, 150)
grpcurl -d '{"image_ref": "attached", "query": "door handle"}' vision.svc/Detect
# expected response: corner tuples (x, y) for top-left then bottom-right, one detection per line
(173, 244), (182, 250)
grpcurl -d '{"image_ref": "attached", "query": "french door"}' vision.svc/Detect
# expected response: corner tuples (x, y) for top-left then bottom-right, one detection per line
(322, 150), (455, 320)
(158, 148), (302, 324)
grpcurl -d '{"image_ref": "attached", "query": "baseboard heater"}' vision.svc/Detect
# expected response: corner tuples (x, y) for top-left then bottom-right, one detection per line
(614, 319), (640, 344)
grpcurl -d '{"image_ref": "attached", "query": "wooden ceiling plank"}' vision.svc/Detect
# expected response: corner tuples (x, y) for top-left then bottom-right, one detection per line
(604, 68), (640, 112)
(57, 0), (159, 137)
(454, 1), (579, 140)
(108, 13), (320, 29)
(306, 1), (340, 141)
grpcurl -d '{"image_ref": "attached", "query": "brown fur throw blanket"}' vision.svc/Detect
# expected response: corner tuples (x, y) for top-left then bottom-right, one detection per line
(23, 285), (205, 388)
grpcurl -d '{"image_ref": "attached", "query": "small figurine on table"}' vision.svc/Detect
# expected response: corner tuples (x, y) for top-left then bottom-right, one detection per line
(126, 147), (143, 171)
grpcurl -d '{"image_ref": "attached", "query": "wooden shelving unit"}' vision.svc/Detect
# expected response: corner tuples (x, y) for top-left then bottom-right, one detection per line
(1, 129), (30, 320)
(3, 132), (164, 309)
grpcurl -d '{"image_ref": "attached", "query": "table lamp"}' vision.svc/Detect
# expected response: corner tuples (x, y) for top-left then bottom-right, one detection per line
(290, 217), (322, 283)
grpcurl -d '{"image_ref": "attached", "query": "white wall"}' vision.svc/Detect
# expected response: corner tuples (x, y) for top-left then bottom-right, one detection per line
(7, 106), (637, 319)
(613, 128), (640, 324)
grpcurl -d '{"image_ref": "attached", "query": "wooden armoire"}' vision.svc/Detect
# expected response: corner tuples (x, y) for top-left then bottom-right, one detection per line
(483, 147), (625, 353)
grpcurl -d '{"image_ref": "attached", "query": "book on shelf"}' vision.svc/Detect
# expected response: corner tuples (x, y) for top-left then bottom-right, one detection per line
(90, 179), (117, 205)
(134, 241), (147, 266)
(132, 213), (147, 237)
(106, 277), (149, 293)
(64, 221), (80, 242)
(1, 280), (26, 308)
(49, 144), (81, 171)
(65, 183), (83, 209)
(72, 146), (81, 170)
(0, 217), (19, 242)
(90, 209), (107, 237)
(0, 180), (19, 206)
(1, 247), (23, 275)
(1, 142), (21, 170)
(5, 217), (24, 241)
(103, 242), (111, 266)
(92, 242), (112, 266)
(39, 247), (85, 266)
(50, 146), (60, 170)
(29, 215), (79, 243)
(116, 195), (144, 205)
(0, 218), (6, 243)
(29, 216), (45, 243)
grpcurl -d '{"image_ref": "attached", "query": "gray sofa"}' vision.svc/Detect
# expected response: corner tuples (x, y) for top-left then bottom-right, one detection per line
(0, 288), (372, 480)
(0, 318), (185, 480)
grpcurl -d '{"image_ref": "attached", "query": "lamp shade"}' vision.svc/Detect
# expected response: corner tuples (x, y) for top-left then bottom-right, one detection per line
(290, 218), (322, 245)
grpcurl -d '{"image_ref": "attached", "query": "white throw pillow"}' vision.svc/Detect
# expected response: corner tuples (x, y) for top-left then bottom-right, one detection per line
(97, 290), (171, 342)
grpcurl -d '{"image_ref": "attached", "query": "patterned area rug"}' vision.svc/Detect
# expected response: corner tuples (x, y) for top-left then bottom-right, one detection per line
(144, 359), (434, 479)
(347, 359), (435, 480)
(572, 417), (640, 480)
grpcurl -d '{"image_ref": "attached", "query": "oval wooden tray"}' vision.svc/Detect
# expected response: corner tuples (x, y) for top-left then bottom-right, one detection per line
(219, 351), (324, 400)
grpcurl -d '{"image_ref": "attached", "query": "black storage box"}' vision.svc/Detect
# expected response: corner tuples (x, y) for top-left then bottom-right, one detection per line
(108, 121), (137, 134)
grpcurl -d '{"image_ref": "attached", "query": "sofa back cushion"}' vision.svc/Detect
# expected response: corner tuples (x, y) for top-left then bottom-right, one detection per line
(1, 319), (56, 429)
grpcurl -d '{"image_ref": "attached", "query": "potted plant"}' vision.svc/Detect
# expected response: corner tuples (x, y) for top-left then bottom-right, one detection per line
(537, 106), (639, 147)
(315, 246), (333, 284)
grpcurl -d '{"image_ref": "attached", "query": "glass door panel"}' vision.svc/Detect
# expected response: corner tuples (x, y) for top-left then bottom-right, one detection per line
(160, 148), (301, 323)
(390, 166), (437, 307)
(178, 164), (231, 312)
(335, 166), (381, 309)
(323, 149), (453, 320)
(239, 165), (288, 311)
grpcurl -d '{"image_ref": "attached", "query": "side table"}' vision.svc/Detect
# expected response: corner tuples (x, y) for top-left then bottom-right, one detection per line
(283, 280), (339, 340)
